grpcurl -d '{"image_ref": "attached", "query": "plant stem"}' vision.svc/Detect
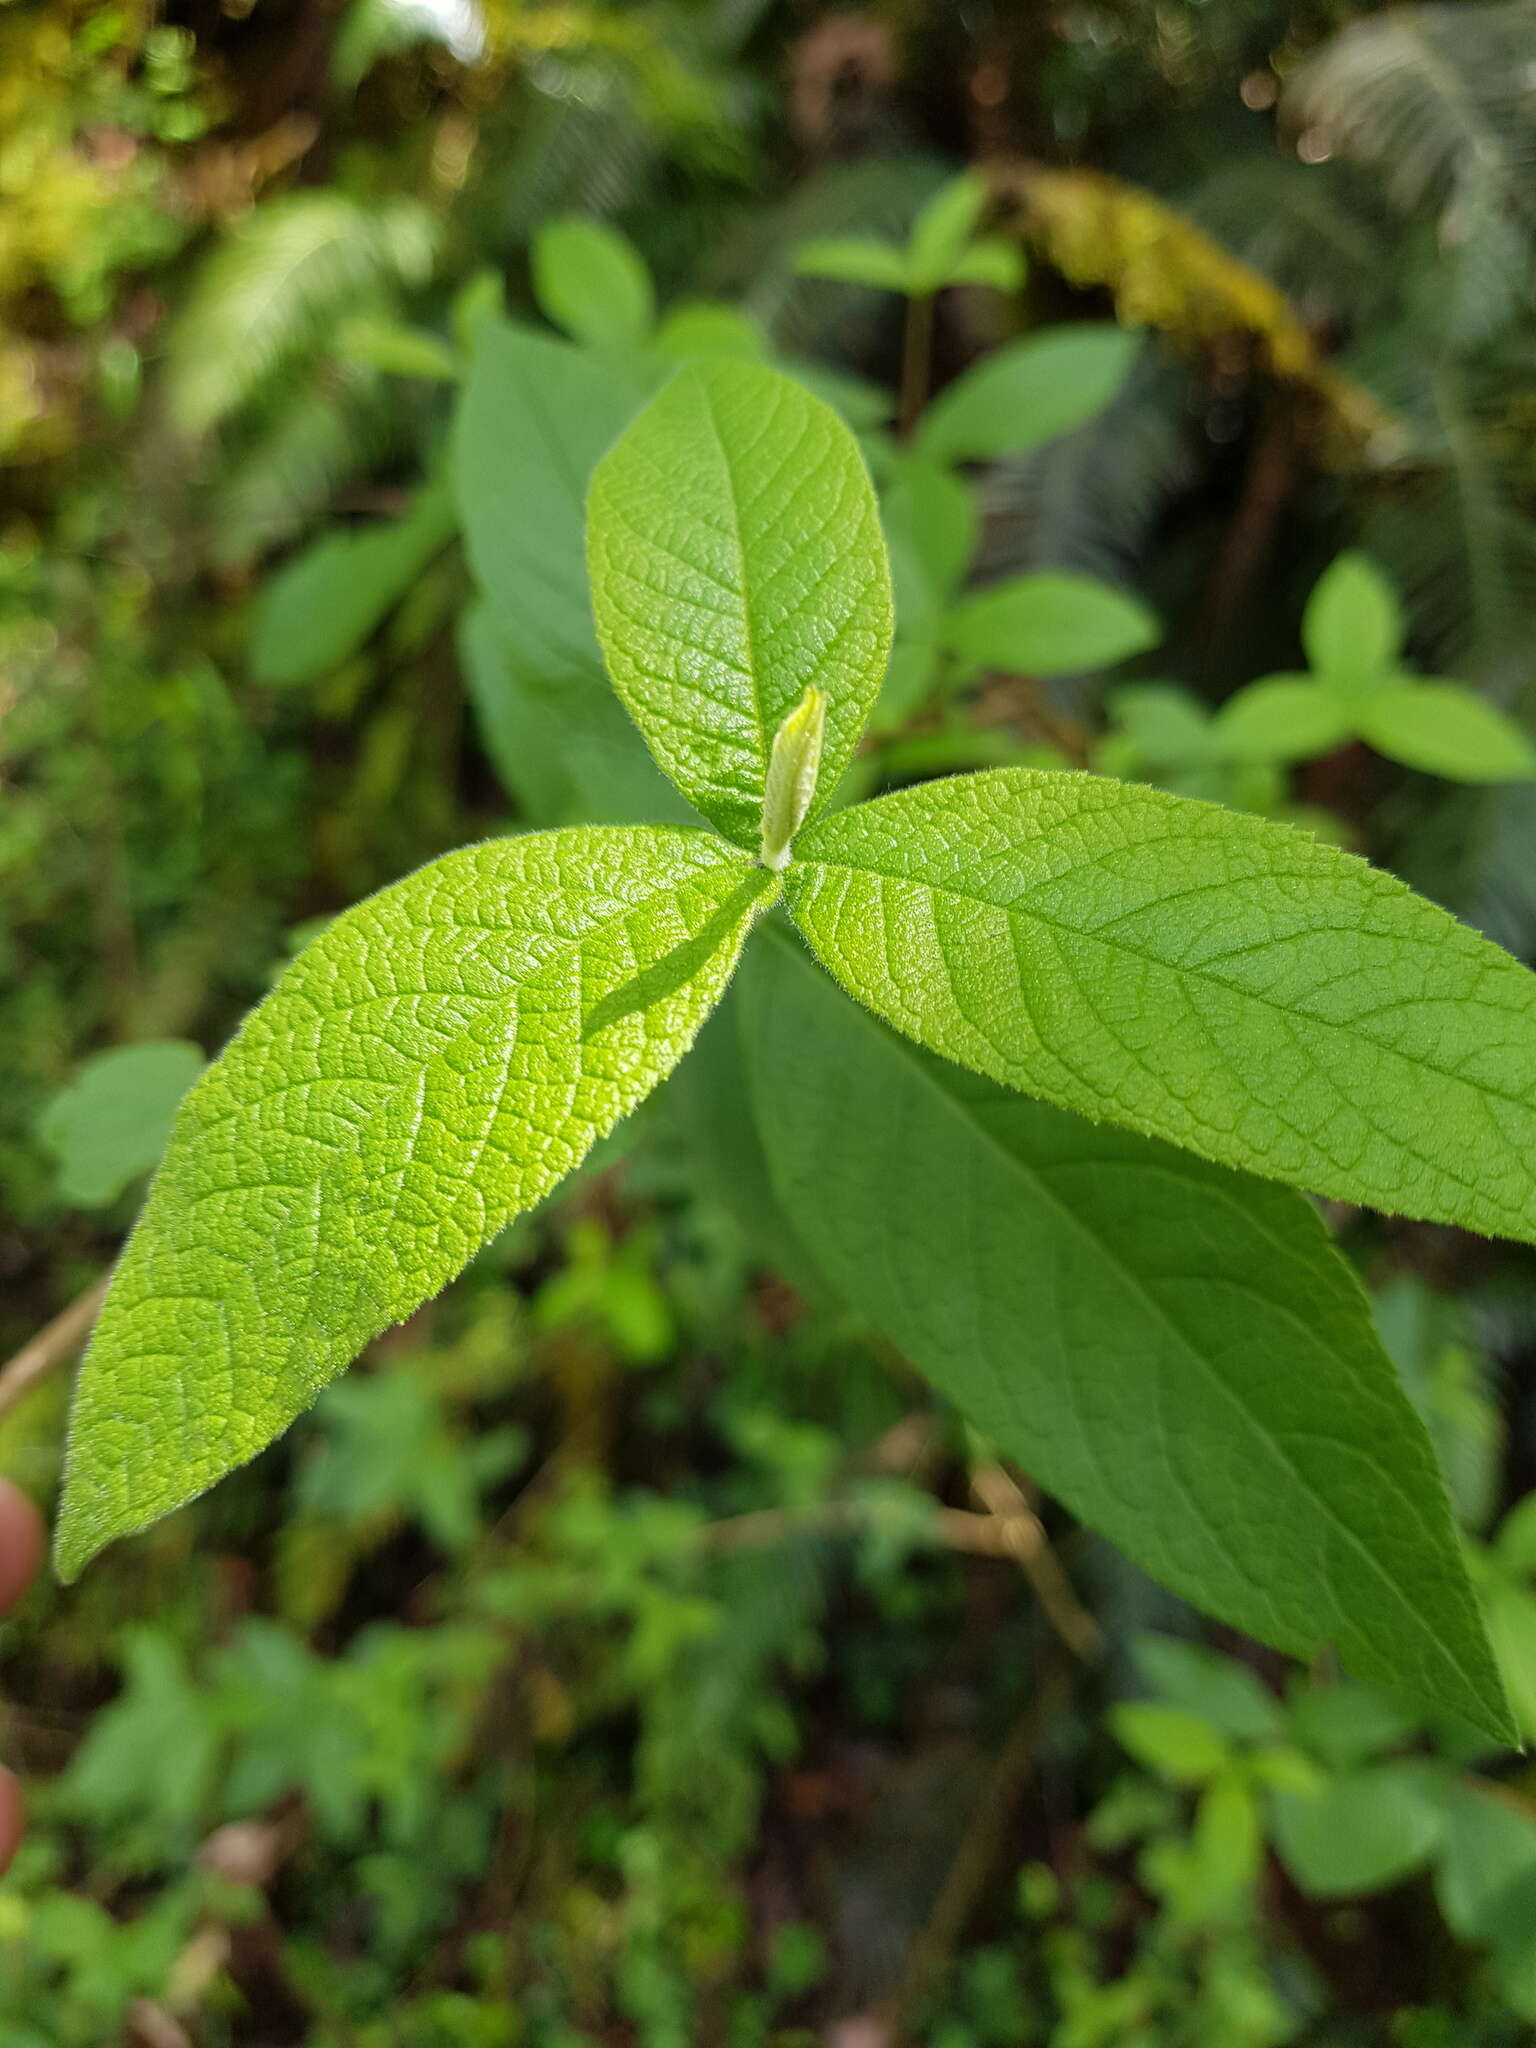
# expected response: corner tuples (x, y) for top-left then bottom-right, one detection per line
(899, 291), (937, 437)
(0, 1276), (108, 1421)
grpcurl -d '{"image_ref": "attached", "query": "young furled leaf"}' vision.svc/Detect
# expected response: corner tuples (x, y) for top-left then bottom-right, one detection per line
(784, 769), (1536, 1245)
(586, 360), (893, 849)
(743, 932), (1511, 1739)
(56, 829), (775, 1580)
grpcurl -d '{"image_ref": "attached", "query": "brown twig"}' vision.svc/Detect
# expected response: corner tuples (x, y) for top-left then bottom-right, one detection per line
(0, 1276), (108, 1422)
(879, 1659), (1076, 2034)
(899, 292), (937, 437)
(968, 1463), (1101, 1661)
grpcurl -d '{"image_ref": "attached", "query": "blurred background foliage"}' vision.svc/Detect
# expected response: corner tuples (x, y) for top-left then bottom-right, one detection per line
(8, 0), (1536, 2040)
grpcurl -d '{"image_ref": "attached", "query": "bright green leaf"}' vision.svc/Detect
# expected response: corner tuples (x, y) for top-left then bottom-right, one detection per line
(1191, 1771), (1263, 1902)
(793, 237), (911, 293)
(1108, 684), (1216, 767)
(57, 829), (775, 1580)
(1271, 1762), (1444, 1897)
(1482, 1579), (1536, 1743)
(250, 479), (456, 688)
(1357, 681), (1536, 784)
(1248, 1745), (1325, 1796)
(1215, 675), (1356, 765)
(944, 236), (1026, 292)
(742, 930), (1511, 1737)
(944, 573), (1159, 677)
(1494, 1493), (1536, 1574)
(884, 454), (977, 604)
(652, 302), (765, 365)
(455, 320), (639, 676)
(1112, 1704), (1232, 1784)
(531, 216), (656, 353)
(918, 327), (1139, 464)
(1134, 1634), (1284, 1743)
(586, 359), (893, 849)
(786, 768), (1536, 1245)
(1287, 1680), (1421, 1769)
(1302, 552), (1403, 684)
(457, 605), (691, 827)
(1435, 1781), (1536, 1940)
(906, 171), (990, 294)
(38, 1042), (205, 1209)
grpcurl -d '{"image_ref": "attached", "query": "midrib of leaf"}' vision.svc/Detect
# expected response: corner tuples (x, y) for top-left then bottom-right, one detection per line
(699, 376), (770, 789)
(797, 849), (1535, 1121)
(866, 996), (1448, 1650)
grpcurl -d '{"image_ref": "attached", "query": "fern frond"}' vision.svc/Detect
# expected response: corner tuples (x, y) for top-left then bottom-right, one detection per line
(743, 156), (947, 358)
(1185, 154), (1400, 333)
(1286, 3), (1536, 224)
(977, 347), (1196, 587)
(204, 362), (412, 565)
(163, 193), (439, 436)
(1350, 330), (1536, 672)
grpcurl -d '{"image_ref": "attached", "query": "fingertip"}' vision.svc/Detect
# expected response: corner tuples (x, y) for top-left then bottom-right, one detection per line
(0, 1481), (44, 1614)
(0, 1770), (21, 1878)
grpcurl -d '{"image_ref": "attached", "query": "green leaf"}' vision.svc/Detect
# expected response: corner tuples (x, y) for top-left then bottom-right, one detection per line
(884, 454), (977, 604)
(665, 987), (831, 1306)
(944, 236), (1026, 292)
(793, 237), (911, 293)
(455, 319), (640, 677)
(1271, 1763), (1444, 1897)
(906, 171), (990, 295)
(250, 479), (457, 688)
(1302, 552), (1403, 684)
(1434, 1781), (1536, 1940)
(1134, 1634), (1284, 1743)
(1215, 676), (1356, 764)
(652, 302), (765, 365)
(587, 360), (893, 849)
(1108, 684), (1216, 767)
(57, 829), (774, 1580)
(38, 1042), (205, 1209)
(1482, 1579), (1536, 1743)
(1357, 681), (1536, 783)
(917, 327), (1139, 464)
(530, 216), (656, 353)
(1112, 1704), (1232, 1784)
(457, 606), (692, 827)
(944, 573), (1159, 677)
(786, 768), (1536, 1245)
(1190, 1771), (1263, 1903)
(1287, 1680), (1421, 1770)
(742, 930), (1511, 1737)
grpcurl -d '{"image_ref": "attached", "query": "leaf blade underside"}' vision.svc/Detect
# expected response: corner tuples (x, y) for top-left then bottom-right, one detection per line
(743, 932), (1511, 1740)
